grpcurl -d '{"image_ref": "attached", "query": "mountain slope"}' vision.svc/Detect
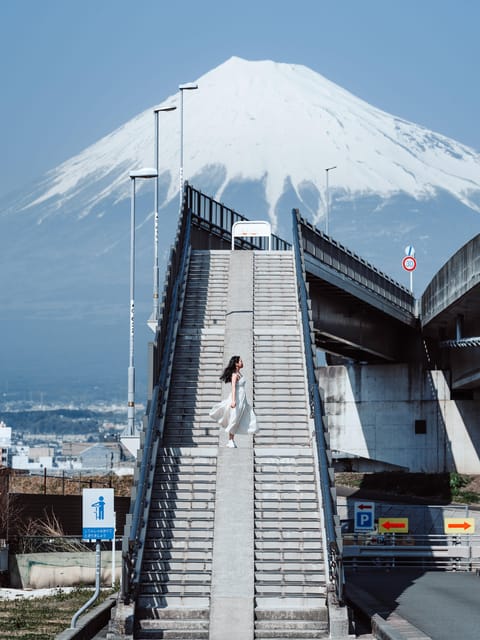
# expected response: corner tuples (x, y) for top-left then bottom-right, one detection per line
(1, 56), (479, 402)
(8, 57), (480, 226)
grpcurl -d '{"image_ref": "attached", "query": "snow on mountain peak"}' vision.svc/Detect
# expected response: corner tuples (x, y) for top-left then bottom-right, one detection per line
(24, 56), (480, 225)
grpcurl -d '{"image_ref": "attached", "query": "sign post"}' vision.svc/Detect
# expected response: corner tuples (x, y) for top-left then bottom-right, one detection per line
(354, 501), (375, 532)
(71, 488), (115, 629)
(402, 245), (416, 293)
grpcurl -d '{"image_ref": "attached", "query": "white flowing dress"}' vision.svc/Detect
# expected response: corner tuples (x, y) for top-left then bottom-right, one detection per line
(209, 375), (258, 435)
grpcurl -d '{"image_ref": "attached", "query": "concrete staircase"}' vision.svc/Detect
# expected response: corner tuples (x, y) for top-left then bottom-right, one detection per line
(252, 252), (329, 639)
(163, 251), (229, 448)
(130, 249), (334, 639)
(134, 250), (229, 639)
(253, 252), (311, 448)
(253, 451), (328, 638)
(135, 449), (216, 638)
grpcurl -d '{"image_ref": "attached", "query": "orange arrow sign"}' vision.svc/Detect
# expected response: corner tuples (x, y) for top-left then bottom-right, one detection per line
(444, 518), (475, 534)
(378, 518), (409, 533)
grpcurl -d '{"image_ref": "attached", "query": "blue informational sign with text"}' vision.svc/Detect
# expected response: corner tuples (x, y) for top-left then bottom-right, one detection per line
(82, 488), (115, 541)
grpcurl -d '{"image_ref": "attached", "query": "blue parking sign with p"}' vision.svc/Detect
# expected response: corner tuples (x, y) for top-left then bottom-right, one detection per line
(354, 501), (375, 532)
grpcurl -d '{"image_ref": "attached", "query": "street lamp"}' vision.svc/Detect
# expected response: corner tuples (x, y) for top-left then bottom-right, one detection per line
(179, 82), (198, 202)
(325, 165), (337, 236)
(148, 104), (177, 333)
(127, 167), (158, 436)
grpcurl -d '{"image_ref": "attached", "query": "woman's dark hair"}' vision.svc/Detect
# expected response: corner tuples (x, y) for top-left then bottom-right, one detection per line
(220, 355), (240, 383)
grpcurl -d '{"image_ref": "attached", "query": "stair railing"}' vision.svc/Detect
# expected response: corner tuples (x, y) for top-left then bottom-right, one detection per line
(187, 184), (291, 251)
(292, 208), (344, 604)
(120, 185), (192, 603)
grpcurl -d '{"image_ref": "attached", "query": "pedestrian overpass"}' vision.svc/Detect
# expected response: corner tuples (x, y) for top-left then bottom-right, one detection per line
(107, 185), (479, 639)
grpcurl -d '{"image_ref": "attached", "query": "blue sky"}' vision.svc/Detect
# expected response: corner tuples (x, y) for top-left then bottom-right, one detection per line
(1, 0), (479, 200)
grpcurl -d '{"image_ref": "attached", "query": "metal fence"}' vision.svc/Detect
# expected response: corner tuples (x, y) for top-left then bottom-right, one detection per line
(187, 184), (291, 251)
(343, 533), (480, 571)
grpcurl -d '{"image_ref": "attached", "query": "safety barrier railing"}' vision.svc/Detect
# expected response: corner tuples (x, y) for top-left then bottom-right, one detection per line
(343, 533), (480, 571)
(120, 187), (192, 603)
(187, 184), (291, 251)
(292, 208), (344, 604)
(421, 234), (480, 325)
(298, 214), (416, 314)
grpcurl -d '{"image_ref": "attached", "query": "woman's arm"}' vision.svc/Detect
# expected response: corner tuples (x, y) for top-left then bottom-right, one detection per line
(231, 373), (238, 407)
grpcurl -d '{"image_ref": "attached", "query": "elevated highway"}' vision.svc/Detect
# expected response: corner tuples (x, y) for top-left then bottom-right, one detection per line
(421, 234), (480, 390)
(188, 185), (479, 375)
(297, 213), (420, 363)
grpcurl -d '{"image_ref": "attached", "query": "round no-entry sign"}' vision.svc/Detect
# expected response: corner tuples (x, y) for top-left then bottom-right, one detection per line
(402, 256), (417, 272)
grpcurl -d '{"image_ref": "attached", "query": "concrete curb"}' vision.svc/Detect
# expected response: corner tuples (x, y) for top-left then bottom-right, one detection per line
(55, 595), (117, 640)
(345, 583), (432, 640)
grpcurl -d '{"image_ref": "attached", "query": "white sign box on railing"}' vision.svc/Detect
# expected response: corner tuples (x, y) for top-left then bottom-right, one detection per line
(231, 220), (271, 250)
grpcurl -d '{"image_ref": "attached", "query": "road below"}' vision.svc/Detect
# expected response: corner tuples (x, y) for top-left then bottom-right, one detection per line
(346, 568), (480, 640)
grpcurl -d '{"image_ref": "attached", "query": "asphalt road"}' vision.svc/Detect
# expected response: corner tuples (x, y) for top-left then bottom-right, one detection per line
(346, 568), (480, 640)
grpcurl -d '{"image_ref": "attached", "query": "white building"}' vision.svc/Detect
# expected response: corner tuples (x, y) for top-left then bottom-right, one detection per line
(0, 421), (12, 466)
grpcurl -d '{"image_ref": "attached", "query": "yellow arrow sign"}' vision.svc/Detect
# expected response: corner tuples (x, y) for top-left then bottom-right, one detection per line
(444, 518), (475, 534)
(378, 518), (409, 533)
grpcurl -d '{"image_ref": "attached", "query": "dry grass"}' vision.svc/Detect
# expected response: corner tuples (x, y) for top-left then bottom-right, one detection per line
(0, 587), (116, 639)
(8, 472), (133, 497)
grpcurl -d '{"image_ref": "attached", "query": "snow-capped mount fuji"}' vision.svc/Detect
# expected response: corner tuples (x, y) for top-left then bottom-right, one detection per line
(1, 56), (480, 402)
(16, 56), (480, 225)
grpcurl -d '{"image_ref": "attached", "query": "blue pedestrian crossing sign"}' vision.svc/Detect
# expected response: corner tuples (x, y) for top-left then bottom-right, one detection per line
(82, 488), (115, 541)
(354, 501), (375, 532)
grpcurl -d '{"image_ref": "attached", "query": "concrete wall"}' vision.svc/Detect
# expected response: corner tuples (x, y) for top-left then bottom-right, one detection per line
(421, 233), (480, 325)
(318, 363), (480, 473)
(10, 551), (121, 589)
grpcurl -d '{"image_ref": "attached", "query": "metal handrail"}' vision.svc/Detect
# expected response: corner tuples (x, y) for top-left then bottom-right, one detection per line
(343, 532), (480, 571)
(292, 208), (344, 604)
(120, 188), (192, 603)
(343, 532), (480, 547)
(187, 184), (291, 251)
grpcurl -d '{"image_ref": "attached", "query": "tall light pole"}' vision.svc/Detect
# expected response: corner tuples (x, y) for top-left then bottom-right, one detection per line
(127, 168), (158, 436)
(148, 104), (177, 333)
(179, 82), (198, 204)
(325, 165), (337, 236)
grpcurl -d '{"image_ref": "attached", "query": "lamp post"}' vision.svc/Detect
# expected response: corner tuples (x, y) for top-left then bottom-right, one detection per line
(127, 168), (158, 436)
(325, 165), (337, 236)
(178, 82), (198, 203)
(148, 104), (177, 333)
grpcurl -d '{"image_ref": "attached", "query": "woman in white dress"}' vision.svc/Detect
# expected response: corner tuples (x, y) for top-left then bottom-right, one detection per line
(209, 355), (257, 447)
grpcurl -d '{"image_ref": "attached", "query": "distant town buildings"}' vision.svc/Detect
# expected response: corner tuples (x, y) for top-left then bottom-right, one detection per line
(0, 418), (135, 474)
